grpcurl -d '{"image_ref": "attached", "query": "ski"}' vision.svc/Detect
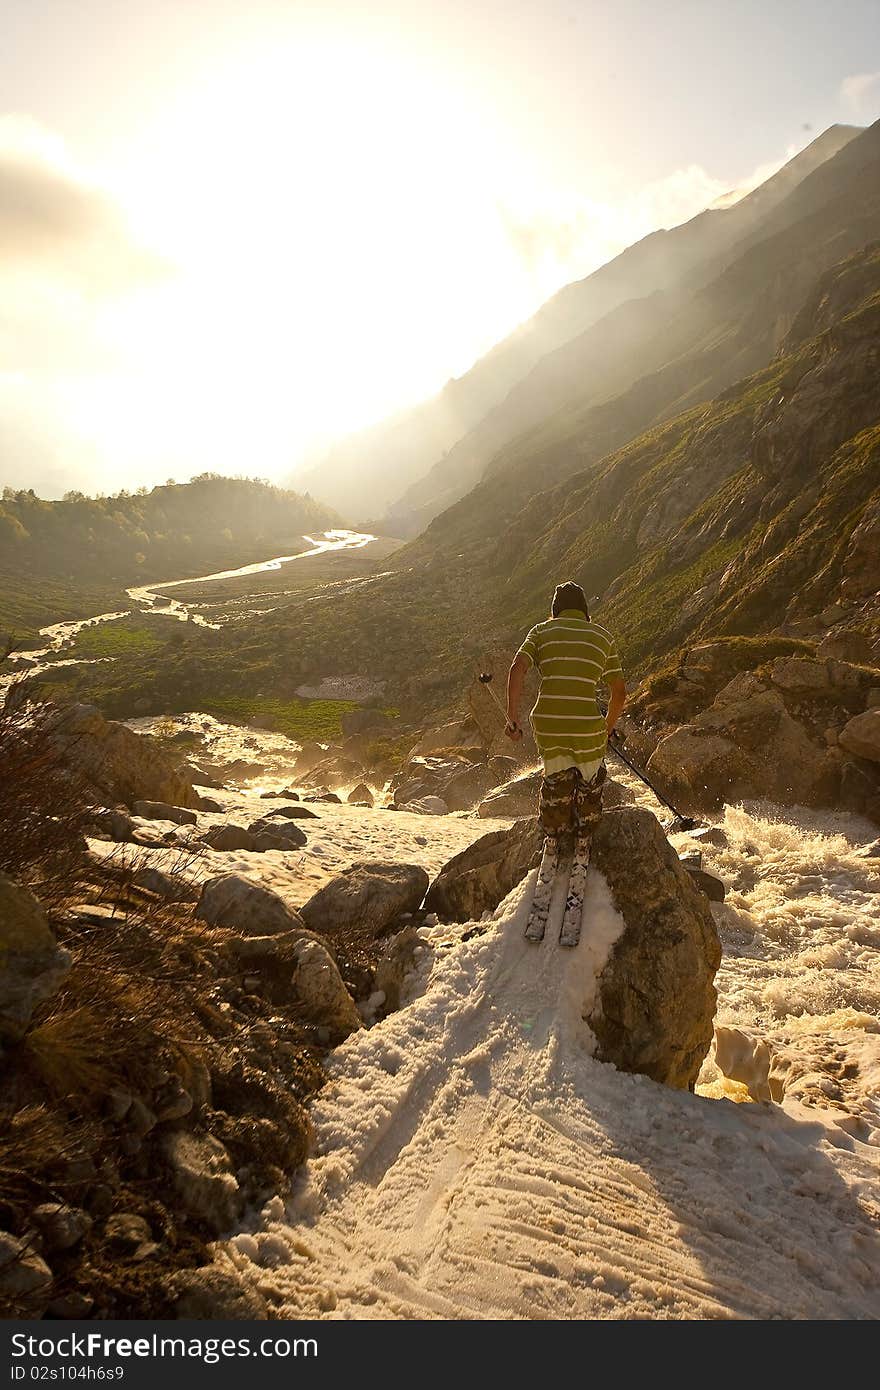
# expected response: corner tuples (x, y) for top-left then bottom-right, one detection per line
(559, 832), (591, 947)
(524, 835), (560, 942)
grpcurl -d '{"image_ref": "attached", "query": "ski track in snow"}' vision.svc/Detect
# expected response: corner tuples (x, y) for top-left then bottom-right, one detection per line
(103, 717), (880, 1319)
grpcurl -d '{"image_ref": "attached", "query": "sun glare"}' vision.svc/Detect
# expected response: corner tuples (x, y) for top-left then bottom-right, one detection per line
(89, 29), (556, 477)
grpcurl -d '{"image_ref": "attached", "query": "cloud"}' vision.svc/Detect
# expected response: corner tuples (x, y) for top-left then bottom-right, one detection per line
(0, 115), (168, 294)
(841, 72), (880, 111)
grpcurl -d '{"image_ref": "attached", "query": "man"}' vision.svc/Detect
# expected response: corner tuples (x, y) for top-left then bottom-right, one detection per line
(506, 580), (626, 845)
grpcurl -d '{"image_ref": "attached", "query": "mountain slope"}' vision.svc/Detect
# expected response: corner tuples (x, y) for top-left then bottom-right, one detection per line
(294, 126), (859, 522)
(399, 119), (880, 567)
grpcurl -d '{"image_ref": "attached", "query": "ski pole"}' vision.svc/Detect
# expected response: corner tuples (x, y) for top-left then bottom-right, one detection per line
(476, 669), (515, 726)
(597, 701), (696, 829)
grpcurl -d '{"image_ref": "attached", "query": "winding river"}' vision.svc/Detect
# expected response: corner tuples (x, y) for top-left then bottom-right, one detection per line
(4, 530), (379, 688)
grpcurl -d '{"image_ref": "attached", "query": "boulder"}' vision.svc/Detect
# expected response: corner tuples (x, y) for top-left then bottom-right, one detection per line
(390, 756), (461, 807)
(685, 867), (726, 902)
(262, 804), (317, 819)
(247, 817), (307, 848)
(409, 718), (487, 760)
(132, 800), (198, 826)
(768, 657), (829, 692)
(171, 1265), (268, 1320)
(646, 689), (823, 815)
(347, 783), (374, 806)
(292, 938), (362, 1039)
(201, 824), (256, 852)
(292, 742), (329, 775)
(399, 796), (448, 815)
(31, 1203), (92, 1253)
(301, 756), (364, 791)
(0, 1231), (53, 1314)
(425, 818), (542, 923)
(817, 629), (874, 664)
(299, 862), (429, 937)
(442, 756), (519, 812)
(88, 807), (135, 842)
(603, 776), (635, 807)
(132, 866), (199, 901)
(195, 874), (307, 936)
(478, 769), (542, 818)
(0, 875), (71, 1046)
(49, 703), (199, 808)
(161, 1131), (241, 1233)
(302, 789), (342, 803)
(838, 709), (880, 763)
(341, 708), (395, 737)
(374, 926), (423, 1014)
(587, 808), (722, 1090)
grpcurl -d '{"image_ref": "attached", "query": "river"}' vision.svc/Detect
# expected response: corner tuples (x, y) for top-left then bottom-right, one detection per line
(2, 529), (380, 689)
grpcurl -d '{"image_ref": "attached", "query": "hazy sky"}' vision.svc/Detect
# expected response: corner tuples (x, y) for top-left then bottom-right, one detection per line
(1, 0), (878, 497)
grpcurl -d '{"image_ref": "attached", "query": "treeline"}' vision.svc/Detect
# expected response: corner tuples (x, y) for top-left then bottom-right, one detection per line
(0, 475), (340, 583)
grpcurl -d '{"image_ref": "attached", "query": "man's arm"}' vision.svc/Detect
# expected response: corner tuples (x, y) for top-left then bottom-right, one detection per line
(506, 653), (529, 741)
(605, 677), (626, 736)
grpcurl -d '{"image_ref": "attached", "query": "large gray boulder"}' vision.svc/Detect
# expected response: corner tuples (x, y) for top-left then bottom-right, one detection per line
(425, 819), (542, 923)
(246, 817), (307, 848)
(292, 938), (362, 1039)
(195, 874), (307, 936)
(442, 756), (519, 812)
(299, 862), (429, 936)
(587, 809), (721, 1090)
(409, 719), (486, 760)
(0, 874), (71, 1046)
(49, 703), (200, 809)
(201, 824), (256, 852)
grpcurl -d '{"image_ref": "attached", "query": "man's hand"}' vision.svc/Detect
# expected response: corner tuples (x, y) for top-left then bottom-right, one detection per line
(505, 719), (523, 742)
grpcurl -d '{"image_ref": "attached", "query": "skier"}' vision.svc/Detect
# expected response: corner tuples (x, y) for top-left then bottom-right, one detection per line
(505, 580), (626, 943)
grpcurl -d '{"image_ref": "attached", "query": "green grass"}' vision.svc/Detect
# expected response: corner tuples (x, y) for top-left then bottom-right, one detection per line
(70, 621), (165, 659)
(198, 694), (358, 742)
(0, 573), (128, 644)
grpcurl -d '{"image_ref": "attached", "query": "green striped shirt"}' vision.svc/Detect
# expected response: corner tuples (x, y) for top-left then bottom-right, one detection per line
(516, 608), (624, 778)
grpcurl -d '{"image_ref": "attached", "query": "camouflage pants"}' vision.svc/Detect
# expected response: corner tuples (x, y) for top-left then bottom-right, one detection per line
(538, 764), (606, 838)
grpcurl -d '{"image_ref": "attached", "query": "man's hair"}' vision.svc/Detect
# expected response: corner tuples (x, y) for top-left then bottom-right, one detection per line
(551, 581), (590, 619)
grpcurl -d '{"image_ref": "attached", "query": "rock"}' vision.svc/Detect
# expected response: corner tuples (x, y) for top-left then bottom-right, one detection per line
(161, 1131), (241, 1233)
(347, 783), (374, 807)
(301, 756), (364, 791)
(341, 708), (395, 737)
(817, 629), (874, 664)
(602, 776), (635, 807)
(685, 866), (726, 902)
(374, 926), (422, 1014)
(399, 796), (448, 815)
(838, 709), (880, 763)
(390, 756), (462, 807)
(49, 703), (199, 808)
(260, 788), (299, 799)
(409, 719), (486, 760)
(425, 818), (543, 923)
(262, 804), (318, 819)
(185, 762), (225, 789)
(31, 1203), (92, 1252)
(826, 659), (871, 690)
(690, 826), (729, 849)
(292, 938), (362, 1039)
(132, 800), (198, 825)
(247, 817), (307, 847)
(197, 796), (225, 813)
(132, 866), (199, 901)
(171, 1265), (268, 1320)
(47, 1291), (94, 1318)
(478, 769), (542, 818)
(646, 689), (823, 816)
(0, 1231), (53, 1312)
(104, 1212), (154, 1254)
(88, 807), (134, 842)
(292, 742), (329, 775)
(713, 671), (767, 705)
(769, 657), (829, 692)
(587, 808), (722, 1089)
(0, 874), (71, 1046)
(441, 756), (519, 812)
(300, 863), (429, 937)
(195, 874), (307, 936)
(201, 824), (257, 852)
(302, 790), (342, 803)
